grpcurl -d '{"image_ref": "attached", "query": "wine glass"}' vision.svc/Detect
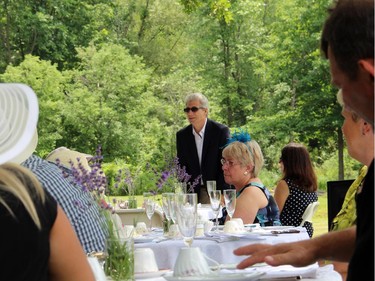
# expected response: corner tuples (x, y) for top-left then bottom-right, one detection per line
(209, 190), (221, 232)
(175, 193), (198, 247)
(175, 182), (187, 194)
(206, 180), (217, 195)
(143, 192), (155, 231)
(223, 189), (236, 220)
(168, 194), (178, 224)
(162, 193), (174, 231)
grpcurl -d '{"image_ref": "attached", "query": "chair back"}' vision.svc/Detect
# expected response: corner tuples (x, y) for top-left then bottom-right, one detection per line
(300, 201), (320, 226)
(327, 179), (354, 230)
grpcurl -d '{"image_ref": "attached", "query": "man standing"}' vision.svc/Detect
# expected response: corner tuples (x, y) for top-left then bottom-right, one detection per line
(176, 93), (230, 203)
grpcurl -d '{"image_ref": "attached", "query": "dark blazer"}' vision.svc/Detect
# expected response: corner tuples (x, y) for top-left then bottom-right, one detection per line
(176, 118), (230, 201)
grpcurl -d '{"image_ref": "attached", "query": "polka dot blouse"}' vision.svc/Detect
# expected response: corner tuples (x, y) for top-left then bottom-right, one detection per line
(280, 178), (318, 238)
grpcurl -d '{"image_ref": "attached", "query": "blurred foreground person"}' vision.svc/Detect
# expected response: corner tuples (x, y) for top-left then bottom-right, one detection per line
(0, 83), (95, 281)
(234, 1), (374, 280)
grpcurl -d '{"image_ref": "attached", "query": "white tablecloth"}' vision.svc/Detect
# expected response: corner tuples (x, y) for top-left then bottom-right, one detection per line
(133, 265), (341, 281)
(198, 204), (223, 220)
(135, 228), (310, 270)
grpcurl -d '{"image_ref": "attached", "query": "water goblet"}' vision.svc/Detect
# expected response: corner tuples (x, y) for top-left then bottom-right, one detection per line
(143, 192), (156, 231)
(175, 193), (198, 247)
(209, 190), (221, 232)
(223, 189), (236, 220)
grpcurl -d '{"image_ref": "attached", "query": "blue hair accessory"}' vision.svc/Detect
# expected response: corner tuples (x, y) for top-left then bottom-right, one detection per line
(225, 129), (254, 161)
(226, 129), (252, 145)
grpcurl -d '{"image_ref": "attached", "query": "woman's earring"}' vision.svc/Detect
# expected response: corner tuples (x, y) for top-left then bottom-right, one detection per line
(244, 171), (248, 175)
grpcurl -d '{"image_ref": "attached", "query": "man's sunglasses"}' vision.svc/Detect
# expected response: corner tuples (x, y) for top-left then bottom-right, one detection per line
(183, 106), (204, 113)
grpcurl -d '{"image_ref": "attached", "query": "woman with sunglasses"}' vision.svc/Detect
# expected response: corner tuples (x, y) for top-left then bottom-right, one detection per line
(176, 92), (230, 203)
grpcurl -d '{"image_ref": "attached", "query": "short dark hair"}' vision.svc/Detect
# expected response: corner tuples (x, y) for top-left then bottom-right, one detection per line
(321, 0), (374, 80)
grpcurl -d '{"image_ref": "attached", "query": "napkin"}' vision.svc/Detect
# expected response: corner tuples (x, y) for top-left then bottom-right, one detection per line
(221, 262), (319, 279)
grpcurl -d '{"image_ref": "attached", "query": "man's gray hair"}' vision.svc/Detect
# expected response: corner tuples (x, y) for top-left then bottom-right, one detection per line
(184, 93), (209, 109)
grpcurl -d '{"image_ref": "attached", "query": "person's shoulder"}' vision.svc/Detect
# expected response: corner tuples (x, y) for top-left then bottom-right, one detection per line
(276, 179), (288, 189)
(177, 124), (192, 135)
(22, 154), (46, 169)
(207, 119), (229, 130)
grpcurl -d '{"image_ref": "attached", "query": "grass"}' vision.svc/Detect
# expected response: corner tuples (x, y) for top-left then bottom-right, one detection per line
(313, 192), (329, 238)
(111, 192), (330, 238)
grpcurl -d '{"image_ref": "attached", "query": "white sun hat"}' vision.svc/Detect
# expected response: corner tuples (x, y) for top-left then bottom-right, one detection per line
(0, 83), (39, 165)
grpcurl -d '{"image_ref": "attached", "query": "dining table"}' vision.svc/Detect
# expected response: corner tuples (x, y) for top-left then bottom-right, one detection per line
(132, 226), (342, 281)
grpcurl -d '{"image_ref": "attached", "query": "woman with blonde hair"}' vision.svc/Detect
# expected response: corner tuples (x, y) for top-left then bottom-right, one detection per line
(221, 130), (280, 225)
(0, 84), (95, 281)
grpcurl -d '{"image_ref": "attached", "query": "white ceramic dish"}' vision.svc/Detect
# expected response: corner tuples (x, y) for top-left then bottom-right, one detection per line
(163, 271), (265, 281)
(135, 269), (170, 279)
(134, 237), (156, 243)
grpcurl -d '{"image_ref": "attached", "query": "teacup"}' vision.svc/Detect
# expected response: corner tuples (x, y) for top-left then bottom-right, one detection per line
(231, 218), (244, 230)
(124, 225), (135, 237)
(135, 222), (148, 235)
(173, 247), (218, 277)
(134, 248), (159, 273)
(223, 220), (243, 233)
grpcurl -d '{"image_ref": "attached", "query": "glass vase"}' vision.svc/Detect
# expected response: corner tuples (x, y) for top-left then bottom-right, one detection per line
(104, 237), (134, 281)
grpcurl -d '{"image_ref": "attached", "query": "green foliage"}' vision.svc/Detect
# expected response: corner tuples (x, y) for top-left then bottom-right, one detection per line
(0, 55), (66, 156)
(0, 0), (357, 191)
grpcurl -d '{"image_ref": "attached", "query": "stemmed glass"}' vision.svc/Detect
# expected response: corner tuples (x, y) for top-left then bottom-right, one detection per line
(143, 192), (155, 231)
(206, 180), (217, 195)
(175, 193), (198, 247)
(223, 189), (236, 220)
(209, 190), (221, 232)
(175, 182), (187, 194)
(162, 193), (174, 232)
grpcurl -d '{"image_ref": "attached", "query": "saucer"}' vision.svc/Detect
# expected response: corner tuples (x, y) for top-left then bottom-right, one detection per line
(163, 271), (265, 281)
(135, 269), (171, 279)
(134, 236), (155, 243)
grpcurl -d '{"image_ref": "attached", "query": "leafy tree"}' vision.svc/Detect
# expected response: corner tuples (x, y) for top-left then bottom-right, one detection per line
(0, 55), (66, 156)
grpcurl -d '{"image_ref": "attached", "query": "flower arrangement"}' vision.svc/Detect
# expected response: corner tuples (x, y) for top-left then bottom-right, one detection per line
(152, 156), (202, 194)
(114, 166), (140, 208)
(55, 145), (110, 210)
(55, 145), (133, 280)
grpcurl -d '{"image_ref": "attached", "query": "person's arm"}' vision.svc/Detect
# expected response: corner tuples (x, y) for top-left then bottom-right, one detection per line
(273, 180), (289, 212)
(48, 206), (95, 281)
(234, 226), (356, 269)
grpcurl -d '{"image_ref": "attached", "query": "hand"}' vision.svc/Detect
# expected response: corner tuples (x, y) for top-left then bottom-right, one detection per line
(233, 240), (317, 269)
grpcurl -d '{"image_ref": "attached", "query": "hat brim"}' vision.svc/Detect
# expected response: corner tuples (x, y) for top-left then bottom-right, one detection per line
(0, 84), (39, 165)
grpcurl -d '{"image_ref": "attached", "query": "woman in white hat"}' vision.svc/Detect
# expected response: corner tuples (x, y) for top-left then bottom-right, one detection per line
(0, 84), (95, 280)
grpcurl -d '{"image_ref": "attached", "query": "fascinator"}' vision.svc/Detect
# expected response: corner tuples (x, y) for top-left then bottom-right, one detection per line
(226, 129), (252, 145)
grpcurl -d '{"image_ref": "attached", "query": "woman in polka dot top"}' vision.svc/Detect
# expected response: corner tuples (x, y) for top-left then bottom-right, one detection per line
(274, 143), (318, 237)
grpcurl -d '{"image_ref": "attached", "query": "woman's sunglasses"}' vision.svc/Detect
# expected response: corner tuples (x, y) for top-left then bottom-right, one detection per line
(183, 106), (204, 113)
